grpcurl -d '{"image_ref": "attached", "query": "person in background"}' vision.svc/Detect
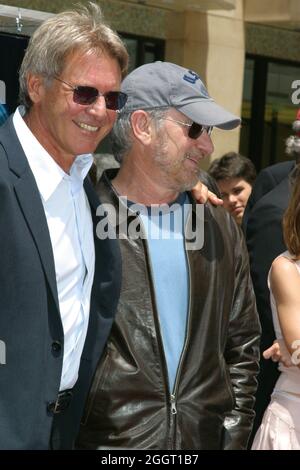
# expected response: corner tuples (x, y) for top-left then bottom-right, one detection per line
(208, 151), (256, 225)
(243, 109), (300, 225)
(243, 110), (300, 446)
(76, 61), (261, 451)
(252, 164), (300, 450)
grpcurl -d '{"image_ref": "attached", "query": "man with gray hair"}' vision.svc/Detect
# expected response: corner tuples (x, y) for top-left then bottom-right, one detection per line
(0, 1), (221, 450)
(0, 2), (128, 449)
(76, 61), (261, 450)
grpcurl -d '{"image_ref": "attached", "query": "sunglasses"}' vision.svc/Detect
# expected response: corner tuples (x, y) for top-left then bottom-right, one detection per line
(54, 76), (128, 111)
(163, 117), (213, 139)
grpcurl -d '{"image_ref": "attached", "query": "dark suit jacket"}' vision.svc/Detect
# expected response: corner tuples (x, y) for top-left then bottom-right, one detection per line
(242, 160), (295, 442)
(0, 117), (121, 449)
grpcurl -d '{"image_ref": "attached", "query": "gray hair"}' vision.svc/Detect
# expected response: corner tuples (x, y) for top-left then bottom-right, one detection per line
(112, 108), (170, 163)
(19, 2), (128, 110)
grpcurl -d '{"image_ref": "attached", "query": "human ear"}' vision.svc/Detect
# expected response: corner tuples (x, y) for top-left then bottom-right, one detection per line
(26, 73), (47, 104)
(130, 110), (153, 146)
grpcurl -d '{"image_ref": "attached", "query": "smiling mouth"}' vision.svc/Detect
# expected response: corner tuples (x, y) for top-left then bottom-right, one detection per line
(75, 121), (100, 132)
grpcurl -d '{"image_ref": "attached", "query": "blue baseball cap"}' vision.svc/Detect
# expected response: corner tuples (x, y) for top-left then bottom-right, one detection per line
(121, 61), (240, 130)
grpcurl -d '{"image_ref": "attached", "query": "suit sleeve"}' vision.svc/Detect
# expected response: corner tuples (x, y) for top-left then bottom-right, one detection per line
(243, 168), (277, 230)
(222, 222), (261, 449)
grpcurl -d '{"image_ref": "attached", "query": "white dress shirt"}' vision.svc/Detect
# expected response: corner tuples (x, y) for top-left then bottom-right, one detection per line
(13, 107), (95, 391)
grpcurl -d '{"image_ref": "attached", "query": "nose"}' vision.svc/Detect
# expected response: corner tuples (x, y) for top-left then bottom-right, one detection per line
(86, 95), (109, 119)
(228, 194), (238, 205)
(194, 131), (214, 156)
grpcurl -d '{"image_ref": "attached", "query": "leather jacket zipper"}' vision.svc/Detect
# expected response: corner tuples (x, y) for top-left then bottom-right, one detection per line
(140, 222), (178, 449)
(172, 247), (192, 393)
(170, 394), (177, 414)
(138, 208), (193, 450)
(139, 221), (170, 368)
(168, 207), (193, 447)
(168, 393), (178, 450)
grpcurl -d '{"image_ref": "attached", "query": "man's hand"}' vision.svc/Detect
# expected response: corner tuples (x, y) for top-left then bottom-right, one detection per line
(191, 181), (223, 205)
(263, 339), (293, 367)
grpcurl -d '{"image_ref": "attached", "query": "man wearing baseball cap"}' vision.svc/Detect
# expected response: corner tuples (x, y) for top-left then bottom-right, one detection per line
(76, 62), (260, 450)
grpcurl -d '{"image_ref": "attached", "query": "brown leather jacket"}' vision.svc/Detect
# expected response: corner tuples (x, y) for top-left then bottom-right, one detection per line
(77, 170), (261, 450)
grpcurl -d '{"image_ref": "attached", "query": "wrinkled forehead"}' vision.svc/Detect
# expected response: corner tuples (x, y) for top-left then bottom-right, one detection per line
(60, 49), (122, 86)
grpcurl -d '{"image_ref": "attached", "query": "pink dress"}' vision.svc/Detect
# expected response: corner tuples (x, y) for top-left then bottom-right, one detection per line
(252, 251), (300, 450)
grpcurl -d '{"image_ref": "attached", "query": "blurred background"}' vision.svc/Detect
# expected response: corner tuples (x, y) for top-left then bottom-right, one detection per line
(1, 0), (300, 171)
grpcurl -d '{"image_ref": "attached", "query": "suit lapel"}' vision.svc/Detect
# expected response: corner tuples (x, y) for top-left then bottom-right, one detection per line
(82, 176), (122, 361)
(14, 174), (59, 311)
(1, 117), (60, 312)
(84, 177), (100, 213)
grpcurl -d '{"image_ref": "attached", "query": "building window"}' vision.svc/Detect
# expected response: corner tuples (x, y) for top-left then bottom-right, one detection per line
(240, 55), (300, 170)
(0, 32), (29, 114)
(121, 33), (165, 72)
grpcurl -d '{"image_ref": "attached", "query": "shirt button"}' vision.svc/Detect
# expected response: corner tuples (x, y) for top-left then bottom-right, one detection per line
(51, 341), (62, 356)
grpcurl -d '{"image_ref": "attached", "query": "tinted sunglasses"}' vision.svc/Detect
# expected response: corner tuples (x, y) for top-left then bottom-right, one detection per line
(163, 117), (213, 139)
(54, 76), (128, 111)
